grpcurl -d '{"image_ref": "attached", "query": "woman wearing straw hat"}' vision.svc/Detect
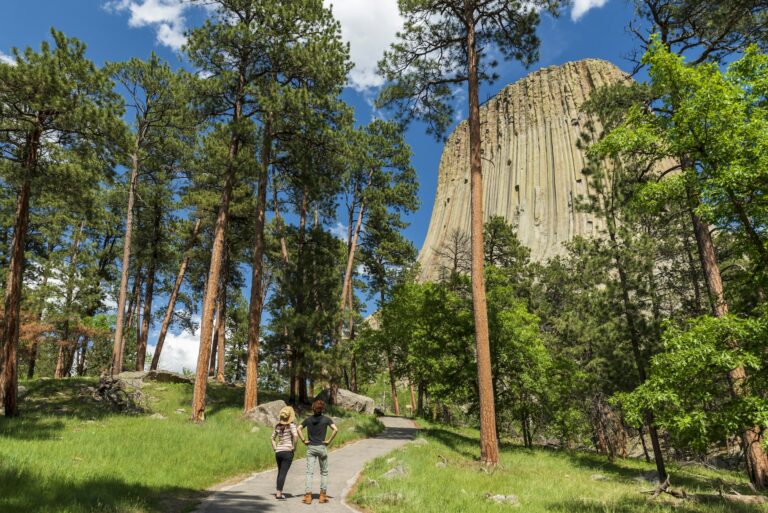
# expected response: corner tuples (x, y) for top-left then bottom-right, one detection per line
(271, 406), (298, 499)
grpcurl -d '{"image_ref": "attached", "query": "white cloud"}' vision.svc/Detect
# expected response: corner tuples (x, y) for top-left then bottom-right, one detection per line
(0, 51), (15, 66)
(147, 324), (201, 373)
(571, 0), (610, 21)
(323, 0), (403, 91)
(330, 221), (349, 241)
(105, 0), (188, 50)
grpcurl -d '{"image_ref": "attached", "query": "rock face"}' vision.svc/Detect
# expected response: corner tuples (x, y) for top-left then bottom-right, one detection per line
(417, 59), (630, 281)
(315, 388), (376, 415)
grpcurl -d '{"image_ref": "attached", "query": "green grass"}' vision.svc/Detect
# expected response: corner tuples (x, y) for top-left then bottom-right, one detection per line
(350, 421), (766, 513)
(0, 378), (383, 513)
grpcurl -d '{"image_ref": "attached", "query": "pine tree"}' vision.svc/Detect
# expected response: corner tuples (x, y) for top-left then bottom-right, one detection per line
(0, 30), (124, 415)
(377, 0), (563, 465)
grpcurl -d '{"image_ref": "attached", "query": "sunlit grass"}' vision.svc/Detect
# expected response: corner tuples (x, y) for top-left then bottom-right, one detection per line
(351, 421), (765, 513)
(0, 378), (383, 513)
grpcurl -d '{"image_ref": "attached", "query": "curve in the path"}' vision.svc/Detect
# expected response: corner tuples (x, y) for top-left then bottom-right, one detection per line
(196, 416), (418, 513)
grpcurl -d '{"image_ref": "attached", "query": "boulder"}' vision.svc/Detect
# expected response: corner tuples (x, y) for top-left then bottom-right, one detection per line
(244, 399), (286, 426)
(485, 494), (520, 506)
(315, 388), (375, 415)
(116, 370), (192, 388)
(17, 385), (28, 398)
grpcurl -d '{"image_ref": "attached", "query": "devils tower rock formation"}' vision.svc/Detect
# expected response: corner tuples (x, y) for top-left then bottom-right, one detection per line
(417, 59), (631, 281)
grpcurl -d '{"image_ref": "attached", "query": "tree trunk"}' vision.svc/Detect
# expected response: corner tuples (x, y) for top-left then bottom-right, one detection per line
(0, 172), (33, 416)
(191, 131), (238, 422)
(289, 352), (298, 404)
(112, 142), (141, 375)
(464, 0), (499, 465)
(409, 382), (417, 416)
(76, 337), (87, 376)
(136, 199), (161, 371)
(27, 244), (53, 380)
(216, 283), (226, 384)
(244, 116), (271, 412)
(151, 219), (201, 371)
(686, 172), (768, 488)
(387, 354), (400, 416)
(209, 304), (219, 378)
(119, 270), (142, 373)
(339, 186), (369, 331)
(417, 382), (424, 417)
(607, 219), (667, 480)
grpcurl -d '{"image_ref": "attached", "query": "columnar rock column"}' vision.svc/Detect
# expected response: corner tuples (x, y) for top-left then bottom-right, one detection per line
(418, 59), (631, 281)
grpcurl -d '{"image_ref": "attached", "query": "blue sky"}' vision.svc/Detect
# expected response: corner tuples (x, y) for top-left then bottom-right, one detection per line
(0, 0), (645, 371)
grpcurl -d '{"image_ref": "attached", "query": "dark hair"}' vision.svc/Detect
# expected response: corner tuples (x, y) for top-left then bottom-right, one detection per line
(312, 399), (325, 414)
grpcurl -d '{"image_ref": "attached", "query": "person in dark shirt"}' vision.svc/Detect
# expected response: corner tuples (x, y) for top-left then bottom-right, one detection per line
(298, 399), (338, 504)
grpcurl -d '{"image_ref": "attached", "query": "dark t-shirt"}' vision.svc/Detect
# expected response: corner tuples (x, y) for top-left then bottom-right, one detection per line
(301, 414), (334, 446)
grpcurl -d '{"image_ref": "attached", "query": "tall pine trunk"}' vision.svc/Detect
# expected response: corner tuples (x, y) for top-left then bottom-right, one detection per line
(112, 141), (141, 375)
(216, 284), (227, 384)
(682, 176), (768, 490)
(685, 170), (768, 488)
(464, 0), (498, 465)
(191, 129), (239, 422)
(136, 200), (161, 371)
(0, 173), (33, 416)
(1, 124), (40, 416)
(244, 116), (271, 412)
(151, 219), (201, 371)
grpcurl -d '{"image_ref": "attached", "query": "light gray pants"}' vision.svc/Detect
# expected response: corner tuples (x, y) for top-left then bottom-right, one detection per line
(305, 444), (328, 493)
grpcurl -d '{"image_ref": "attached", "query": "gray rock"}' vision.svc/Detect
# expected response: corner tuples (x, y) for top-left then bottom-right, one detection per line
(590, 474), (609, 481)
(175, 408), (186, 414)
(332, 416), (343, 424)
(17, 385), (27, 398)
(149, 413), (167, 420)
(116, 370), (193, 389)
(116, 371), (148, 389)
(412, 437), (428, 446)
(314, 388), (375, 415)
(485, 494), (520, 506)
(436, 462), (447, 468)
(250, 426), (261, 434)
(244, 399), (286, 426)
(382, 465), (408, 479)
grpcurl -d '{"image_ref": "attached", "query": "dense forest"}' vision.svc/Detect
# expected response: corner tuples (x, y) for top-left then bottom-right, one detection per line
(2, 0), (768, 497)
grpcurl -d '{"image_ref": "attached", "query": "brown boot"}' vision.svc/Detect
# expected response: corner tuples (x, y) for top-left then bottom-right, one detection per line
(319, 490), (328, 504)
(303, 493), (313, 504)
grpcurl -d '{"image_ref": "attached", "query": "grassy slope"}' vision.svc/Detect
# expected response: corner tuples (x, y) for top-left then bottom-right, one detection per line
(351, 422), (766, 513)
(0, 378), (383, 513)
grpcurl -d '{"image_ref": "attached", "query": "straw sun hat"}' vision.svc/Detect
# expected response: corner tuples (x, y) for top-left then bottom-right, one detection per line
(278, 406), (296, 425)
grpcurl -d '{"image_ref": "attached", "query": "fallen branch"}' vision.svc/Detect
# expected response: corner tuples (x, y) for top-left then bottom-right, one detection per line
(643, 475), (767, 505)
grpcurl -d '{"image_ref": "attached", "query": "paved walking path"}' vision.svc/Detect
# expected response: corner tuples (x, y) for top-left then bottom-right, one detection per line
(196, 417), (418, 513)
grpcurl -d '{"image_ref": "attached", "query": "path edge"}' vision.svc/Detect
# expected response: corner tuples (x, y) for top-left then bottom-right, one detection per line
(340, 418), (419, 513)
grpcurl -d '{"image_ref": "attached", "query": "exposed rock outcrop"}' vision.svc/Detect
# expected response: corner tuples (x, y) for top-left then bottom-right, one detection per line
(315, 388), (376, 415)
(418, 59), (631, 281)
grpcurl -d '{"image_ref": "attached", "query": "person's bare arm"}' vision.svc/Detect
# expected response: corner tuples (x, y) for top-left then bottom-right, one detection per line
(325, 424), (338, 446)
(298, 424), (308, 445)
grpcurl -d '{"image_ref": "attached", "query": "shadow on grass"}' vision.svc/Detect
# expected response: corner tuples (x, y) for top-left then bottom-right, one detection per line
(560, 450), (755, 495)
(426, 428), (480, 460)
(552, 496), (762, 513)
(0, 464), (203, 513)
